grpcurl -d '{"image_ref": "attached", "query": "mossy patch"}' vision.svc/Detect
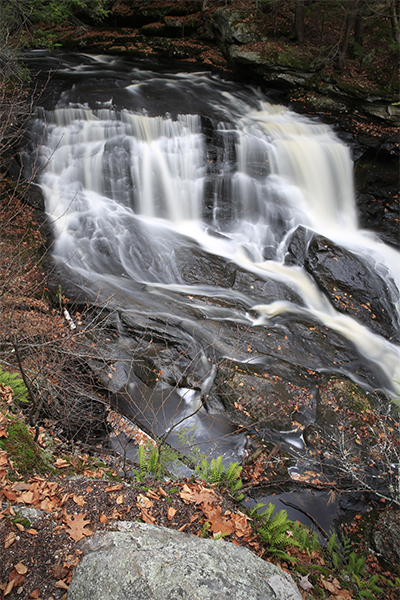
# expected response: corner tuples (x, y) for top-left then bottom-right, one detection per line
(1, 420), (48, 475)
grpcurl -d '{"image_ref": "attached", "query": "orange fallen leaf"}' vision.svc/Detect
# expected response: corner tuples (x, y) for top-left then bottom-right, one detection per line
(56, 580), (69, 590)
(0, 451), (8, 466)
(86, 486), (93, 493)
(15, 523), (25, 532)
(321, 578), (339, 594)
(54, 458), (69, 469)
(3, 490), (17, 502)
(141, 508), (155, 524)
(203, 505), (234, 536)
(65, 514), (92, 543)
(116, 495), (124, 505)
(99, 513), (108, 524)
(4, 580), (14, 596)
(105, 484), (123, 492)
(335, 591), (353, 599)
(137, 494), (153, 509)
(5, 531), (16, 549)
(73, 495), (85, 507)
(167, 506), (178, 521)
(178, 523), (189, 531)
(27, 528), (38, 535)
(29, 588), (40, 598)
(146, 490), (160, 500)
(14, 562), (28, 575)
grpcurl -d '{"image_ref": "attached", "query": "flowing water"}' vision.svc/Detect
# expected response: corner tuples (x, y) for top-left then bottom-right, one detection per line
(27, 54), (400, 502)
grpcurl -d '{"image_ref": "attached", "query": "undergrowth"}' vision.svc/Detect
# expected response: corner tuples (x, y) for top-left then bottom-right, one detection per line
(0, 419), (48, 475)
(0, 366), (28, 403)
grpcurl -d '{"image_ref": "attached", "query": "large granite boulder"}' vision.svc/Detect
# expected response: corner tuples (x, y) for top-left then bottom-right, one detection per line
(67, 522), (302, 600)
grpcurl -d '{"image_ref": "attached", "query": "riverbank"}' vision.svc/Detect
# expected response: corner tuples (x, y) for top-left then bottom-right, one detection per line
(1, 377), (399, 600)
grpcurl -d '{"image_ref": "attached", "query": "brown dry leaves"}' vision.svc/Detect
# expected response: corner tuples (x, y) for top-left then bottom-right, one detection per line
(178, 482), (255, 543)
(65, 513), (93, 543)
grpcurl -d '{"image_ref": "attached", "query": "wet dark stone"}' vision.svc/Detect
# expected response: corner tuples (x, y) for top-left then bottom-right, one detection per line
(355, 146), (400, 249)
(304, 234), (400, 343)
(284, 225), (313, 266)
(373, 510), (400, 575)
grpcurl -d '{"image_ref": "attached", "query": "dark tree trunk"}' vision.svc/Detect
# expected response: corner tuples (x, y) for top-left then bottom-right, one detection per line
(339, 2), (358, 68)
(295, 0), (305, 44)
(388, 0), (400, 45)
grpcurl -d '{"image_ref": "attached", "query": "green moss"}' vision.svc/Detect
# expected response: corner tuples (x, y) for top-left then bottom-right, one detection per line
(2, 420), (48, 475)
(13, 517), (31, 528)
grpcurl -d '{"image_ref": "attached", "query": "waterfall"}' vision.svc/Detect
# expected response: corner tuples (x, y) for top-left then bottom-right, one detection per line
(32, 55), (399, 412)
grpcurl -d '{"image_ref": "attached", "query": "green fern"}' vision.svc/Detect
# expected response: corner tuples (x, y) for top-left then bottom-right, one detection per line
(249, 503), (267, 519)
(0, 367), (28, 402)
(256, 503), (299, 559)
(346, 552), (365, 577)
(210, 456), (225, 483)
(195, 456), (243, 496)
(291, 521), (320, 556)
(147, 447), (160, 476)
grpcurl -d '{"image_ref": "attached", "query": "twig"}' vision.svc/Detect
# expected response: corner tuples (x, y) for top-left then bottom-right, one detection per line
(278, 498), (330, 540)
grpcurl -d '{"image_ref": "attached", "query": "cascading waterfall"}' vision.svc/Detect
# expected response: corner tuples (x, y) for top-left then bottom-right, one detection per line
(30, 54), (400, 467)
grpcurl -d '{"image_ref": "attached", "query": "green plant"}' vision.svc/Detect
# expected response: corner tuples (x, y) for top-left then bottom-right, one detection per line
(200, 521), (211, 538)
(195, 456), (243, 497)
(1, 419), (47, 474)
(176, 426), (208, 464)
(327, 532), (384, 598)
(13, 516), (31, 528)
(291, 520), (320, 557)
(133, 441), (179, 482)
(251, 502), (299, 560)
(0, 366), (28, 402)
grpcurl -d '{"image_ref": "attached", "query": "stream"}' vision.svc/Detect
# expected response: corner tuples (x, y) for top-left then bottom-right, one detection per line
(26, 52), (400, 530)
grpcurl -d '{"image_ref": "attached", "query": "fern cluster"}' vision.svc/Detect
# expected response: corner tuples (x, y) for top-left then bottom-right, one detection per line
(134, 442), (179, 481)
(327, 532), (384, 598)
(0, 366), (28, 402)
(250, 502), (299, 560)
(291, 520), (320, 556)
(195, 456), (243, 497)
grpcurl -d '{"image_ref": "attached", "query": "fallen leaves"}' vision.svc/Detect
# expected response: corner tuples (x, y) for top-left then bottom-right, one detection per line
(14, 562), (28, 575)
(65, 513), (93, 543)
(178, 482), (253, 541)
(54, 458), (70, 469)
(167, 506), (178, 521)
(0, 450), (8, 467)
(4, 531), (16, 549)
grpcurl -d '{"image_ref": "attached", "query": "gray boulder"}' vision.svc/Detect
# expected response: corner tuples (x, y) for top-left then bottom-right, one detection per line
(67, 522), (301, 600)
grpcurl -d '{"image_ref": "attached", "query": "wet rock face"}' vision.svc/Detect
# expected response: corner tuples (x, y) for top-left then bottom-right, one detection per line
(372, 510), (400, 575)
(213, 8), (267, 45)
(285, 228), (400, 344)
(305, 234), (400, 343)
(67, 522), (302, 600)
(355, 146), (400, 249)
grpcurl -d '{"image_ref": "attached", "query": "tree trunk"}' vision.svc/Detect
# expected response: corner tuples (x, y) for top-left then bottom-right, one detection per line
(295, 0), (305, 43)
(388, 0), (400, 45)
(339, 2), (358, 68)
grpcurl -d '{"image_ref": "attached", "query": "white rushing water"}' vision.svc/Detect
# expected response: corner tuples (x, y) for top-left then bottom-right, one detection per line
(34, 58), (400, 402)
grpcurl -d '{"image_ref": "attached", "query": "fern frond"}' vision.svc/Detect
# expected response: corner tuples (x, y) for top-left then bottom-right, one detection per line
(249, 503), (266, 519)
(210, 456), (224, 483)
(260, 502), (275, 522)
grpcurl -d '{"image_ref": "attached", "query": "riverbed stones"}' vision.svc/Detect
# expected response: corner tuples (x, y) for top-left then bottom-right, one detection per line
(66, 522), (302, 600)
